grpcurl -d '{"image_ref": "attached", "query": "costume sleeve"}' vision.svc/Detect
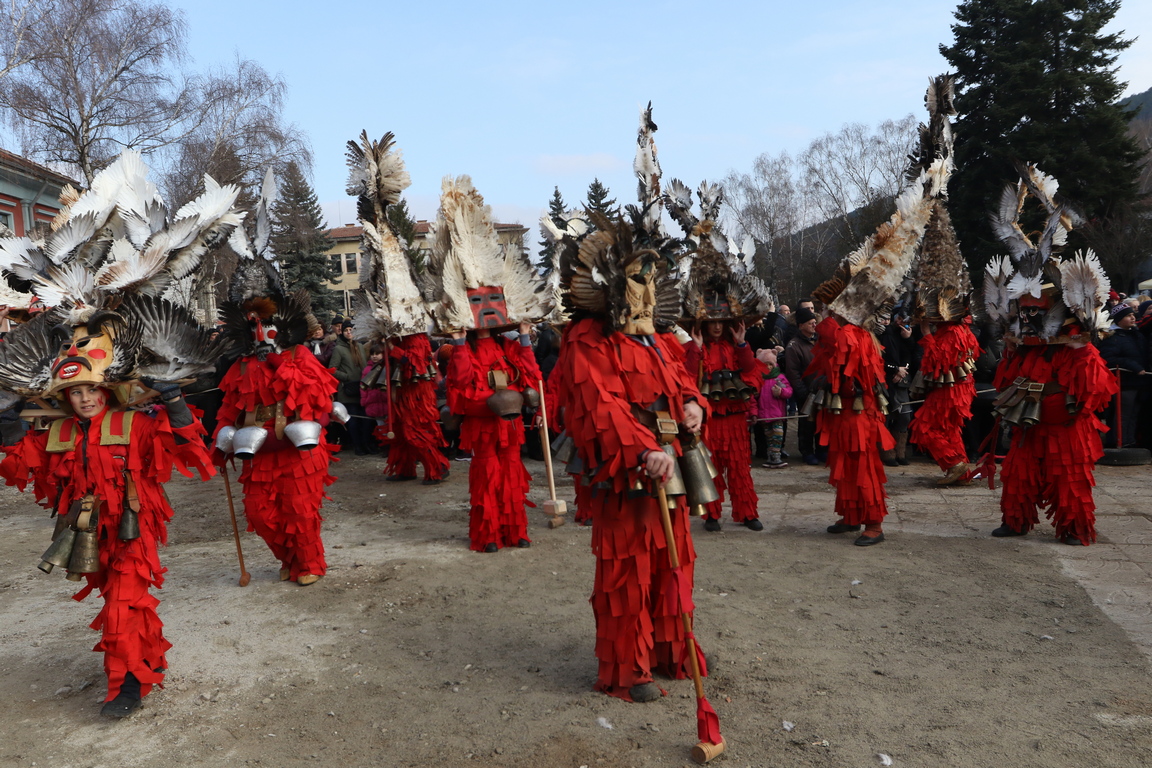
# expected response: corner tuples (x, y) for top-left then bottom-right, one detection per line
(684, 341), (702, 382)
(135, 407), (214, 483)
(446, 343), (495, 417)
(0, 429), (56, 509)
(509, 337), (543, 388)
(1059, 344), (1119, 415)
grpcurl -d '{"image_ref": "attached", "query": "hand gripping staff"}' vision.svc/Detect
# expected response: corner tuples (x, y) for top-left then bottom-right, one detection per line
(536, 378), (566, 527)
(221, 463), (251, 587)
(655, 482), (725, 763)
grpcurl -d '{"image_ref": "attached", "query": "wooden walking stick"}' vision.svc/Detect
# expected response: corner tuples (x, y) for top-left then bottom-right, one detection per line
(221, 464), (251, 587)
(382, 341), (395, 439)
(655, 482), (725, 763)
(537, 378), (566, 528)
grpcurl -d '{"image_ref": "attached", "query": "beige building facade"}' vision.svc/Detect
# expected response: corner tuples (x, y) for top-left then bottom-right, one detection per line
(323, 220), (530, 318)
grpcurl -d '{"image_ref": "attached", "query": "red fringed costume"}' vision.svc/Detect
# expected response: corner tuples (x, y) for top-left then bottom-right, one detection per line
(684, 338), (761, 523)
(213, 346), (338, 580)
(385, 333), (449, 482)
(446, 334), (542, 551)
(1, 407), (212, 702)
(993, 343), (1116, 544)
(559, 318), (707, 700)
(809, 317), (893, 527)
(910, 322), (981, 471)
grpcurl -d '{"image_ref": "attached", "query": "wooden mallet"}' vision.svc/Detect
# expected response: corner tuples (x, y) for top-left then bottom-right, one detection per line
(536, 378), (566, 528)
(220, 463), (251, 587)
(655, 483), (726, 763)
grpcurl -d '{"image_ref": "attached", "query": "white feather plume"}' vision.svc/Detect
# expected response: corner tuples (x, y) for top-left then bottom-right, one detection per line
(983, 255), (1013, 322)
(1059, 249), (1111, 335)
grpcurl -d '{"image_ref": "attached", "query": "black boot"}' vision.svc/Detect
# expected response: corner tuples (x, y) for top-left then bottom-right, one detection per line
(100, 672), (142, 718)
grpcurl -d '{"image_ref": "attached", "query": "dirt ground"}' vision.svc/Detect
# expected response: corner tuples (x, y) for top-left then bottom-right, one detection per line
(2, 438), (1152, 768)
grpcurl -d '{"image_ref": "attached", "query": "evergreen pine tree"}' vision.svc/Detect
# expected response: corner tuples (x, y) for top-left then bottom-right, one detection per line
(386, 197), (426, 271)
(270, 160), (341, 320)
(584, 178), (618, 219)
(940, 0), (1143, 275)
(537, 186), (567, 274)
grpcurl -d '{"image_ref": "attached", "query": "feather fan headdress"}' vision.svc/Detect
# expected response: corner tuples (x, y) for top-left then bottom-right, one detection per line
(812, 76), (954, 327)
(907, 75), (971, 323)
(427, 175), (550, 333)
(558, 103), (683, 333)
(0, 151), (230, 401)
(538, 210), (588, 326)
(983, 163), (1108, 343)
(664, 178), (774, 323)
(344, 131), (430, 341)
(219, 168), (318, 357)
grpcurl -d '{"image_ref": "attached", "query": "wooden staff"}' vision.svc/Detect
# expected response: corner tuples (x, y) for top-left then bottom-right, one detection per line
(537, 378), (566, 528)
(221, 464), (251, 587)
(382, 341), (395, 439)
(655, 483), (725, 763)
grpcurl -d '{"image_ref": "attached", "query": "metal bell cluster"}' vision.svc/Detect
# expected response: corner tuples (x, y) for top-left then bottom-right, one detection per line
(909, 359), (975, 399)
(991, 376), (1069, 428)
(698, 369), (756, 402)
(38, 496), (103, 581)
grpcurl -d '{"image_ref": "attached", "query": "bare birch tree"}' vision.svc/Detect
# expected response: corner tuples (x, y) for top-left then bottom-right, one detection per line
(0, 0), (205, 184)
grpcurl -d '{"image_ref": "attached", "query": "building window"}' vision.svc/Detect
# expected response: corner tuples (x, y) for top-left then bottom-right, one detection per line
(345, 253), (357, 273)
(0, 211), (10, 229)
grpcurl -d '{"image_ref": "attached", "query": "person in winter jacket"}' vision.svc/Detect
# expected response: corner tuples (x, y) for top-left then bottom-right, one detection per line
(1098, 304), (1149, 448)
(330, 322), (374, 455)
(360, 345), (390, 426)
(754, 347), (792, 468)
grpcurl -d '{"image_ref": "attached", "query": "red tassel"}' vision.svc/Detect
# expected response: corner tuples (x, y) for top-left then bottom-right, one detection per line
(696, 696), (723, 745)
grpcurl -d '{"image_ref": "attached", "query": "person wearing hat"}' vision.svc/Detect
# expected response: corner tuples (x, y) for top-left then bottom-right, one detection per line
(784, 307), (820, 465)
(331, 320), (375, 455)
(1098, 303), (1148, 448)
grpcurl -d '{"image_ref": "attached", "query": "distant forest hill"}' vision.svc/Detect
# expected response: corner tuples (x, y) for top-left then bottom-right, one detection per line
(1122, 86), (1152, 120)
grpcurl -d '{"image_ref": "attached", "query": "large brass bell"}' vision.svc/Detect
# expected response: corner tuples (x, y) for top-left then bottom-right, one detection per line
(118, 507), (140, 541)
(68, 528), (100, 576)
(828, 393), (843, 414)
(708, 372), (724, 401)
(678, 441), (720, 512)
(1020, 399), (1042, 427)
(38, 527), (77, 574)
(799, 392), (817, 418)
(661, 445), (687, 498)
(486, 389), (524, 420)
(1002, 400), (1027, 426)
(722, 371), (739, 400)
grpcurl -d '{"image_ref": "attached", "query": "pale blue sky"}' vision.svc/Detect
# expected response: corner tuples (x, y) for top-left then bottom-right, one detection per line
(179, 0), (1152, 230)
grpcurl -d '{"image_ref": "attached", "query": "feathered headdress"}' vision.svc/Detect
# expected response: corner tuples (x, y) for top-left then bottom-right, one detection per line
(664, 178), (774, 323)
(983, 163), (1108, 343)
(344, 131), (430, 341)
(559, 103), (682, 333)
(905, 75), (970, 324)
(219, 168), (318, 358)
(427, 175), (550, 333)
(812, 76), (953, 327)
(538, 210), (589, 326)
(0, 152), (229, 403)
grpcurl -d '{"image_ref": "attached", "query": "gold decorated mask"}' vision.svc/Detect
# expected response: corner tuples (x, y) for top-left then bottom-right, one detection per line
(622, 259), (657, 335)
(47, 321), (118, 398)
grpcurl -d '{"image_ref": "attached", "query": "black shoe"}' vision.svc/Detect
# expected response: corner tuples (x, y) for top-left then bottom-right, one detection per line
(803, 454), (820, 466)
(743, 519), (764, 531)
(483, 543), (498, 553)
(826, 522), (862, 534)
(421, 475), (445, 485)
(781, 450), (790, 459)
(896, 456), (910, 466)
(1060, 535), (1086, 546)
(854, 532), (885, 546)
(100, 673), (142, 718)
(517, 538), (531, 548)
(703, 518), (721, 532)
(991, 525), (1026, 538)
(628, 682), (662, 702)
(386, 474), (418, 482)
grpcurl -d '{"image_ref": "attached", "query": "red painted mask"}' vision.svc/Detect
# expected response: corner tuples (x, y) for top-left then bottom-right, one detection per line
(467, 286), (508, 329)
